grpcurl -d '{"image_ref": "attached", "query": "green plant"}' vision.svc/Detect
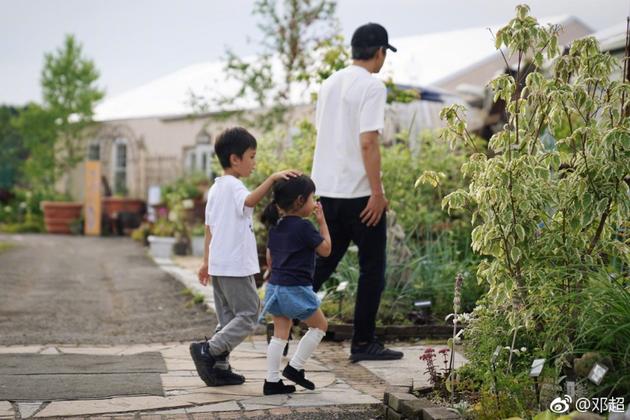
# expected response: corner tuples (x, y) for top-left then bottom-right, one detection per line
(0, 242), (15, 254)
(151, 219), (176, 237)
(190, 223), (206, 237)
(425, 4), (629, 411)
(577, 273), (630, 397)
(131, 222), (152, 244)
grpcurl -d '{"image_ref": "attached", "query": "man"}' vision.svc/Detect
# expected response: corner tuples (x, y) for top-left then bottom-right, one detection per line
(311, 23), (403, 362)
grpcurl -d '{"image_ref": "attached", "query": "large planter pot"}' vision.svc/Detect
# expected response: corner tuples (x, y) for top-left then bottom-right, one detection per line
(41, 201), (83, 234)
(102, 197), (144, 218)
(148, 235), (176, 259)
(191, 236), (205, 257)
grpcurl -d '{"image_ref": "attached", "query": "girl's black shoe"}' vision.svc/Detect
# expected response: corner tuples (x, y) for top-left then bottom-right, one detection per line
(263, 379), (296, 395)
(282, 364), (315, 390)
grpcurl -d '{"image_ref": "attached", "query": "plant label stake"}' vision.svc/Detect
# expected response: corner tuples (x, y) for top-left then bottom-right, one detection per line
(565, 380), (576, 401)
(530, 358), (545, 411)
(588, 362), (608, 385)
(336, 281), (348, 316)
(490, 345), (502, 413)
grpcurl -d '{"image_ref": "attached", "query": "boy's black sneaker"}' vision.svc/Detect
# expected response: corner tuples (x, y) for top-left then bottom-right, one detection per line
(282, 364), (315, 390)
(189, 341), (217, 385)
(213, 365), (246, 385)
(349, 340), (404, 363)
(263, 379), (296, 395)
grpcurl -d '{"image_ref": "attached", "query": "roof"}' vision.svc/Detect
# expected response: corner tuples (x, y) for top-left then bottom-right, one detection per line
(94, 15), (583, 122)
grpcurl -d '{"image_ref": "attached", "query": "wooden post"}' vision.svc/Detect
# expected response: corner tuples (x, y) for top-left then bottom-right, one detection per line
(84, 161), (102, 236)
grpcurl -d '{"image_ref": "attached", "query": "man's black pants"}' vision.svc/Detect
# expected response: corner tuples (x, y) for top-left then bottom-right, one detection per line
(312, 196), (386, 344)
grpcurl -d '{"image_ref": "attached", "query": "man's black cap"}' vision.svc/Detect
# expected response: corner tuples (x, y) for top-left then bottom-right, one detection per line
(351, 23), (397, 53)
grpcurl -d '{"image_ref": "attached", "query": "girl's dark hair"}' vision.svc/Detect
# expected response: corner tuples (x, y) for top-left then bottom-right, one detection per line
(261, 175), (316, 228)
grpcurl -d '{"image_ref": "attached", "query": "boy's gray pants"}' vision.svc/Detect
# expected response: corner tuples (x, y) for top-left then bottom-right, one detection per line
(207, 275), (260, 356)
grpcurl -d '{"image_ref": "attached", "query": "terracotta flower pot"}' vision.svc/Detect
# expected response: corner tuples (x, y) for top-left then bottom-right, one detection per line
(102, 197), (144, 218)
(41, 201), (83, 234)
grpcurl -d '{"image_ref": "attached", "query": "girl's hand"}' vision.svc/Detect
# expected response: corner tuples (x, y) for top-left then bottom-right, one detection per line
(314, 202), (326, 223)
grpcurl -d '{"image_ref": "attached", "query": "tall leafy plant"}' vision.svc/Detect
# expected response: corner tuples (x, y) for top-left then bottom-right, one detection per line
(423, 3), (629, 389)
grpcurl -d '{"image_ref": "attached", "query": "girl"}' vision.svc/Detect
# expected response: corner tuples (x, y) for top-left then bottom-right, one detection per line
(259, 175), (331, 395)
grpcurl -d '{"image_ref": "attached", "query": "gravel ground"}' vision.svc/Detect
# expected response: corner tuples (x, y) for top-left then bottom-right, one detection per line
(0, 234), (217, 345)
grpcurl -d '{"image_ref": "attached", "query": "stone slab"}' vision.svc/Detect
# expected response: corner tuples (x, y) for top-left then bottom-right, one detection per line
(16, 402), (43, 418)
(35, 396), (185, 417)
(0, 401), (13, 418)
(387, 392), (418, 411)
(422, 407), (462, 420)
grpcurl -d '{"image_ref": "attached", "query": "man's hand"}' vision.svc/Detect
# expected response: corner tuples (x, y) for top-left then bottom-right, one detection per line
(271, 169), (301, 182)
(198, 263), (210, 286)
(360, 193), (388, 226)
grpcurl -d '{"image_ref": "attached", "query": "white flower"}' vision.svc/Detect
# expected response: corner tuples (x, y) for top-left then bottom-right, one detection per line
(182, 199), (194, 209)
(520, 347), (527, 352)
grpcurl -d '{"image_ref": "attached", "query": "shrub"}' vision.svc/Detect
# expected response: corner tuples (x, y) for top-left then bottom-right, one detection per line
(427, 4), (629, 413)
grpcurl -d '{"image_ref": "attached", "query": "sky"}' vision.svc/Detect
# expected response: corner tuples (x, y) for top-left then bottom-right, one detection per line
(1, 0), (628, 106)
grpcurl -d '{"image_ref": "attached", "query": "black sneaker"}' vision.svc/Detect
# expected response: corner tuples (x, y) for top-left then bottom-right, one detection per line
(189, 341), (217, 385)
(263, 379), (296, 395)
(349, 340), (404, 363)
(213, 365), (246, 385)
(282, 364), (315, 390)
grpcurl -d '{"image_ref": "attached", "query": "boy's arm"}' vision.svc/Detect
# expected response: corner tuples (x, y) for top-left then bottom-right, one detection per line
(197, 225), (212, 286)
(243, 169), (301, 208)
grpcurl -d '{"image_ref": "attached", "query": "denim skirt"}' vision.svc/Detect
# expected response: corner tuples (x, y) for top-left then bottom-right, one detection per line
(259, 283), (321, 322)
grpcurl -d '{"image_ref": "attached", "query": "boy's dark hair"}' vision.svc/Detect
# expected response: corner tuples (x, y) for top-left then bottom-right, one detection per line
(261, 175), (316, 228)
(351, 45), (382, 60)
(214, 127), (257, 169)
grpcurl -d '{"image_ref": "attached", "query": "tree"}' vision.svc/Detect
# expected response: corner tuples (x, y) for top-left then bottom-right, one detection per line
(0, 106), (28, 192)
(218, 0), (340, 130)
(14, 34), (104, 196)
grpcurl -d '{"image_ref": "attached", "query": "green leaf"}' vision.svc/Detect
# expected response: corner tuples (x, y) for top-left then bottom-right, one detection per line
(510, 246), (522, 263)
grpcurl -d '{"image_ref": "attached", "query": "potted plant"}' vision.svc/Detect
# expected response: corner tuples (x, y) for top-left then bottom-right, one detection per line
(190, 223), (206, 257)
(147, 219), (177, 259)
(41, 198), (83, 234)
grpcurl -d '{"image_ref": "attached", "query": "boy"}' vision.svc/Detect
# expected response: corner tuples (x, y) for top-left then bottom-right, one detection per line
(190, 126), (298, 386)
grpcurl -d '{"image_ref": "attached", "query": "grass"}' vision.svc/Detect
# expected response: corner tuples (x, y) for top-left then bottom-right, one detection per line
(0, 242), (15, 254)
(181, 287), (206, 307)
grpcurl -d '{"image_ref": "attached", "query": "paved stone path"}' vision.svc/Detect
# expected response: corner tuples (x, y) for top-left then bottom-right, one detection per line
(0, 243), (467, 418)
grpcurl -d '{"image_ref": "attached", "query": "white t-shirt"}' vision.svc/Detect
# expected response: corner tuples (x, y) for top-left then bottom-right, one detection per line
(204, 175), (259, 277)
(311, 65), (387, 198)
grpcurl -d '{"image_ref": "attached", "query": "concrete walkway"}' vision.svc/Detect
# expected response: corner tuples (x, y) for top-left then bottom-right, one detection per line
(0, 253), (467, 419)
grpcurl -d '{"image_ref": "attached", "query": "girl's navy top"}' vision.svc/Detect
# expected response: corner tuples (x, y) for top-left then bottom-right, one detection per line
(267, 216), (324, 286)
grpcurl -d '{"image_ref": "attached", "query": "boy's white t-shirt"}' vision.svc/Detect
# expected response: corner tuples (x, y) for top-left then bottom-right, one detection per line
(311, 65), (387, 198)
(204, 175), (260, 277)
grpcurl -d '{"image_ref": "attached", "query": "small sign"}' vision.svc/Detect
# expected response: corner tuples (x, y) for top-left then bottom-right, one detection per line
(530, 358), (545, 377)
(565, 380), (576, 399)
(588, 362), (608, 385)
(336, 281), (349, 292)
(414, 300), (432, 308)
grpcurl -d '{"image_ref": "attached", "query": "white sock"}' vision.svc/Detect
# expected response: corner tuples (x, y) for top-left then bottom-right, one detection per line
(266, 336), (287, 382)
(289, 328), (326, 370)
